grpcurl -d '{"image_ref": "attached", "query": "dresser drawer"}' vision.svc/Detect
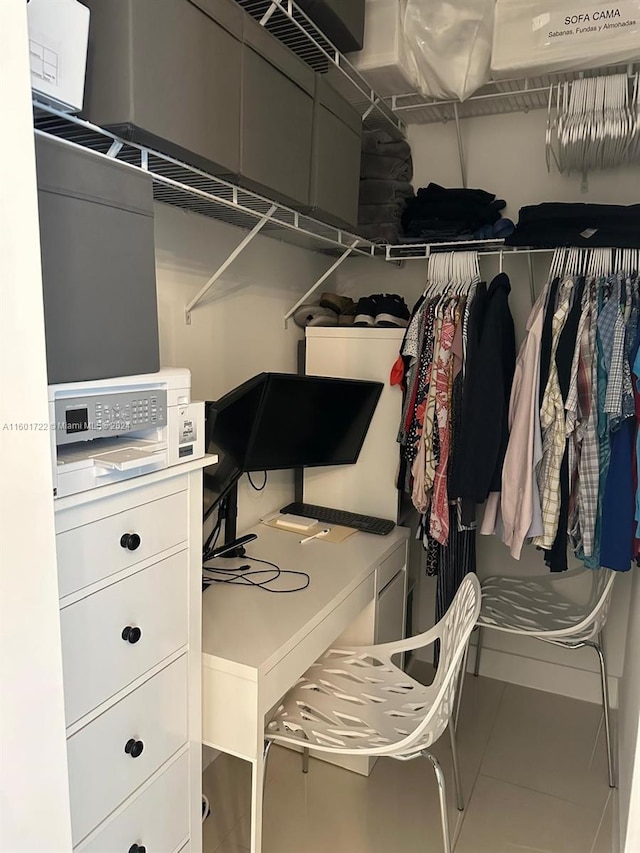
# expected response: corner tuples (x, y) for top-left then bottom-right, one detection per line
(68, 656), (188, 846)
(77, 752), (190, 853)
(57, 489), (188, 598)
(61, 551), (188, 726)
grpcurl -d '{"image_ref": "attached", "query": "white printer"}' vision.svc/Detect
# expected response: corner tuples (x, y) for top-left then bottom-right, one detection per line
(49, 369), (205, 498)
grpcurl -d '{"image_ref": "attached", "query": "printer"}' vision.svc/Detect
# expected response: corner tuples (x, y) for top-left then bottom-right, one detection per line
(49, 369), (205, 498)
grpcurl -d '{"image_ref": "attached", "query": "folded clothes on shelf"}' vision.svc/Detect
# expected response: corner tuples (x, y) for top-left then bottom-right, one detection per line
(401, 183), (510, 242)
(359, 179), (414, 206)
(358, 203), (404, 226)
(361, 152), (413, 182)
(505, 203), (640, 248)
(356, 222), (402, 244)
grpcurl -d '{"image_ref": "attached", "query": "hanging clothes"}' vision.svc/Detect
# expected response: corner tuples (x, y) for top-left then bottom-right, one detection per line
(489, 251), (639, 574)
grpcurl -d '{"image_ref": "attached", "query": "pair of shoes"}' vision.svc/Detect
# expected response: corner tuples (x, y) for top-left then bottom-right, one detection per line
(293, 304), (338, 328)
(320, 292), (355, 315)
(354, 294), (410, 328)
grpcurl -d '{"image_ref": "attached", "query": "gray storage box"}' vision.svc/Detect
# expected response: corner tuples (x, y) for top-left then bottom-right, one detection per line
(36, 135), (160, 384)
(82, 0), (242, 177)
(297, 0), (365, 52)
(310, 75), (362, 228)
(240, 17), (315, 209)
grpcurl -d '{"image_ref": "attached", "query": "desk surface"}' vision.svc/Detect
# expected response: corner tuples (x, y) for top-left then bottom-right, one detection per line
(201, 523), (409, 679)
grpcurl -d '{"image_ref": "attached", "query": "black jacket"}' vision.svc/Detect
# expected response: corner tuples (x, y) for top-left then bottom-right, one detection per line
(450, 273), (516, 503)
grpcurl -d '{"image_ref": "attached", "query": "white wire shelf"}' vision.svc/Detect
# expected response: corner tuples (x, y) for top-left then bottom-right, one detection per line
(390, 63), (639, 125)
(233, 0), (405, 139)
(383, 240), (558, 261)
(32, 101), (382, 260)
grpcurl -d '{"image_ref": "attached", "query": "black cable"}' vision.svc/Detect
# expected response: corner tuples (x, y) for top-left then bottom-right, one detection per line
(247, 471), (268, 491)
(202, 553), (310, 593)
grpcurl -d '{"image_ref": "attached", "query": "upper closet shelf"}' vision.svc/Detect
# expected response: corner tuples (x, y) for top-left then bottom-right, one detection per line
(390, 63), (639, 125)
(233, 0), (405, 139)
(383, 240), (558, 261)
(33, 102), (381, 262)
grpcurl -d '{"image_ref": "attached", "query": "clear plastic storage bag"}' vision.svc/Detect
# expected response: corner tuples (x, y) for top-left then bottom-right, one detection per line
(403, 0), (495, 101)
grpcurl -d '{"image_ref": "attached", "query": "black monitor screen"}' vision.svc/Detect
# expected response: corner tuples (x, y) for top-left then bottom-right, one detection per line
(205, 373), (383, 505)
(202, 401), (243, 521)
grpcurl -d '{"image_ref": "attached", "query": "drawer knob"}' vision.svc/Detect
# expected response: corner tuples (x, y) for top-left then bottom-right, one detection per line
(128, 846), (146, 853)
(121, 626), (142, 644)
(120, 532), (141, 551)
(124, 738), (144, 758)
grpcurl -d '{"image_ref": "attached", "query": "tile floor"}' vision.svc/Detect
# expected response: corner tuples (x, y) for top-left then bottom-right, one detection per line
(203, 666), (615, 853)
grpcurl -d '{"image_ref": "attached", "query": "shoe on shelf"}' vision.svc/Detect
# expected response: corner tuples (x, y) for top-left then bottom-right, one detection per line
(374, 294), (410, 328)
(353, 294), (380, 326)
(319, 292), (355, 315)
(293, 304), (338, 329)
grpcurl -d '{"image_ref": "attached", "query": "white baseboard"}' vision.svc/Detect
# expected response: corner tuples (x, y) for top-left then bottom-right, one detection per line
(468, 644), (619, 708)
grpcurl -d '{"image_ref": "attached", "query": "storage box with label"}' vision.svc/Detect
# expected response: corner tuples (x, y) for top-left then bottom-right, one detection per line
(492, 0), (640, 79)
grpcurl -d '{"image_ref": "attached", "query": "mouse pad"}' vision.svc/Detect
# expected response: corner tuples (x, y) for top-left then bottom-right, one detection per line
(260, 516), (357, 543)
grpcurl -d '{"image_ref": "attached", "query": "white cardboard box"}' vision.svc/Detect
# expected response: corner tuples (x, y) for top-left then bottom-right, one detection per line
(28, 0), (90, 112)
(492, 0), (640, 79)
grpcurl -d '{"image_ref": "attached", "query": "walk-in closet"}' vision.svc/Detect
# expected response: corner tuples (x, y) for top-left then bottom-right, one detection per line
(2, 1), (640, 852)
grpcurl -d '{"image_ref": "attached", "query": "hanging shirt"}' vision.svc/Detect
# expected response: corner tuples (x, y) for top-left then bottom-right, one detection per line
(533, 278), (573, 550)
(494, 281), (549, 558)
(431, 300), (458, 545)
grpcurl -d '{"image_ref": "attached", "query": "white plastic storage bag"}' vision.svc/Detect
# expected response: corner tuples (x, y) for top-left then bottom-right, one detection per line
(403, 0), (495, 101)
(492, 0), (640, 79)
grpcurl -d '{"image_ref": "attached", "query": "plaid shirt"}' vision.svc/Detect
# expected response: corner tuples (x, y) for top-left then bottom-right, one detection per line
(533, 279), (573, 550)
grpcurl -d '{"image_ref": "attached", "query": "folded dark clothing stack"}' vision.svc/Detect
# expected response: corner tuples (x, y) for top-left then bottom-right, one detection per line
(505, 203), (640, 248)
(401, 183), (511, 242)
(357, 131), (415, 244)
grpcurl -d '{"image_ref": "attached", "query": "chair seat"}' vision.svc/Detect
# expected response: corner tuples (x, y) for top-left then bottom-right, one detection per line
(478, 574), (602, 643)
(266, 646), (443, 756)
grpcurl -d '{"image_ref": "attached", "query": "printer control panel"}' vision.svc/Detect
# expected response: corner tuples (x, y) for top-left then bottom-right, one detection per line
(55, 389), (168, 446)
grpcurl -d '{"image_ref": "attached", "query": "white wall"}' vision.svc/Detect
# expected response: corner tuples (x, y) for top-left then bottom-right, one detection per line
(0, 1), (72, 850)
(154, 203), (334, 530)
(337, 107), (640, 707)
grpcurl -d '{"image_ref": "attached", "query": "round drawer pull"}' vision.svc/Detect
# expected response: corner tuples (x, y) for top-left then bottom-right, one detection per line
(121, 626), (142, 644)
(120, 532), (141, 551)
(128, 845), (146, 853)
(124, 738), (144, 758)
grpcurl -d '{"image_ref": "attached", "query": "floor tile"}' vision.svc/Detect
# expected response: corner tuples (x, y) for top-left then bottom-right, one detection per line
(479, 683), (611, 812)
(202, 752), (252, 853)
(591, 792), (614, 853)
(455, 775), (602, 853)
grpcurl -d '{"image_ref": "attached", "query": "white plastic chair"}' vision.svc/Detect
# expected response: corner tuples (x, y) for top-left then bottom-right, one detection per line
(474, 567), (617, 787)
(263, 573), (482, 853)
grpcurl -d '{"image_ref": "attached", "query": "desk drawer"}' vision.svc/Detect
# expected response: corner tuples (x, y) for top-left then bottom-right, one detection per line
(77, 752), (190, 853)
(376, 543), (406, 595)
(61, 551), (188, 725)
(57, 489), (188, 598)
(68, 656), (188, 846)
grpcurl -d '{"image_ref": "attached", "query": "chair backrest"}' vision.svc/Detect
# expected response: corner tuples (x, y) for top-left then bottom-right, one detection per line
(400, 573), (481, 753)
(583, 568), (616, 640)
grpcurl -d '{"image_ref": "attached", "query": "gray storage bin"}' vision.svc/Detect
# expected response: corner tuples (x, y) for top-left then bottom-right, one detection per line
(240, 17), (315, 209)
(82, 0), (242, 177)
(36, 135), (160, 384)
(310, 75), (362, 228)
(297, 0), (365, 52)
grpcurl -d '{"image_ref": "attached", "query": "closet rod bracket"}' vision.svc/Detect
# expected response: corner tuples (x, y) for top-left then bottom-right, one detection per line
(283, 240), (359, 328)
(184, 204), (278, 324)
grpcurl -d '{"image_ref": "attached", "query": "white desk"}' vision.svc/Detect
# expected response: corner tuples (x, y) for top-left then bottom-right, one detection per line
(201, 522), (409, 853)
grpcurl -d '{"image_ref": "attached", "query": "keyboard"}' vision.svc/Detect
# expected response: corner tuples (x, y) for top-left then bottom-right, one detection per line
(280, 502), (395, 536)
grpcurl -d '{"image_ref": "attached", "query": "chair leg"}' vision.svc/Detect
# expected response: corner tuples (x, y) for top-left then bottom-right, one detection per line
(263, 739), (273, 790)
(302, 747), (309, 774)
(592, 635), (616, 788)
(454, 643), (470, 730)
(448, 722), (465, 812)
(423, 750), (452, 853)
(473, 627), (483, 677)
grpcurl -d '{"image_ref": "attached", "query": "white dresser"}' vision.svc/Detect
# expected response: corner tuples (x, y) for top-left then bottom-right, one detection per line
(53, 460), (207, 853)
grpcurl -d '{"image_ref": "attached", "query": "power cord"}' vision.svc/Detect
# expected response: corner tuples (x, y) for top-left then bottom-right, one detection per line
(247, 470), (268, 491)
(202, 553), (310, 593)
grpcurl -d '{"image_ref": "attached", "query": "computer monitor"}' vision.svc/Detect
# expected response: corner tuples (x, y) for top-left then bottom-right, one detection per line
(203, 372), (383, 522)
